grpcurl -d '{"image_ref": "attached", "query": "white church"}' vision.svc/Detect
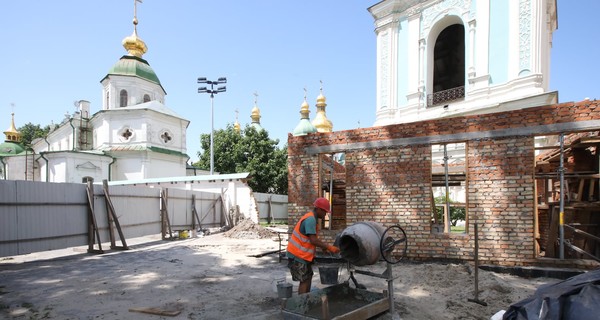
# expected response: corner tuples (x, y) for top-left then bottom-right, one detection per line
(1, 9), (190, 183)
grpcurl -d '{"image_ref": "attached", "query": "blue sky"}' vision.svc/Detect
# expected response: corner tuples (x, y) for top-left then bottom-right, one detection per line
(1, 1), (598, 162)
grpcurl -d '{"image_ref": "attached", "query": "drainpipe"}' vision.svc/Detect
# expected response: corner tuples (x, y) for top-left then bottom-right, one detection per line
(39, 136), (51, 182)
(69, 117), (76, 150)
(107, 156), (116, 181)
(559, 133), (565, 259)
(0, 157), (6, 180)
(36, 152), (49, 182)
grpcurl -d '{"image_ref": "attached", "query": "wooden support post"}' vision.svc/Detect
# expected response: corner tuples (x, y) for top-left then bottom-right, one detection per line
(103, 180), (128, 250)
(545, 205), (560, 258)
(267, 195), (272, 225)
(192, 194), (197, 231)
(160, 189), (173, 240)
(86, 181), (103, 254)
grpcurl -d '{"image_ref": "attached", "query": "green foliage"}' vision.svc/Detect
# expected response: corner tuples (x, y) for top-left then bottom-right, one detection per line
(433, 195), (466, 226)
(17, 123), (55, 147)
(193, 124), (288, 194)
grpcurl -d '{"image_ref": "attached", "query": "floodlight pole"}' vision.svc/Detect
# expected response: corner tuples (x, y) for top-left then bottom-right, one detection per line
(198, 77), (227, 175)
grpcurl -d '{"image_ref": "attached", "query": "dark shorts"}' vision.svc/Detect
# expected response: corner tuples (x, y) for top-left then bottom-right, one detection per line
(288, 258), (313, 282)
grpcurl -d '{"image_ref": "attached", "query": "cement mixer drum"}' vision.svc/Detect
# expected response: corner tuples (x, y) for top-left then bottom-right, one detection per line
(337, 222), (407, 266)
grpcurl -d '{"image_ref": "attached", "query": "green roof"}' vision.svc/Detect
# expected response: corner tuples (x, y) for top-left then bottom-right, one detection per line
(0, 141), (25, 155)
(105, 55), (162, 85)
(293, 119), (317, 136)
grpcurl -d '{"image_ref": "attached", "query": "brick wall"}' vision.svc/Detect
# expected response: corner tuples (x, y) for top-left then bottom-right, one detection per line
(287, 100), (600, 267)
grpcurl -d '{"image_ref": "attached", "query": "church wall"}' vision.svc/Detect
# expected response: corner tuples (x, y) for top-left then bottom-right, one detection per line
(2, 156), (28, 180)
(288, 100), (600, 268)
(489, 0), (510, 85)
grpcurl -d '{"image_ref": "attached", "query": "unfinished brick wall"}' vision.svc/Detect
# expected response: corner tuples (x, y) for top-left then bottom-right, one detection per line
(287, 100), (600, 267)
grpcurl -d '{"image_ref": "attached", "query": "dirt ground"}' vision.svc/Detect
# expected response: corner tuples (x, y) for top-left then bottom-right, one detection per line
(0, 221), (558, 320)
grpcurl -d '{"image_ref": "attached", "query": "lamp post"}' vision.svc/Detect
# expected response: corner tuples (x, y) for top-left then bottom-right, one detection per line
(198, 77), (227, 175)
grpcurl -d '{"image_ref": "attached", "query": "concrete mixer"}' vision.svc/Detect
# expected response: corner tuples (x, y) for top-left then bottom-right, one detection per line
(282, 222), (407, 320)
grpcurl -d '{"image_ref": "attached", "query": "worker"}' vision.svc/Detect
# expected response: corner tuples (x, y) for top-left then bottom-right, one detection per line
(286, 197), (340, 294)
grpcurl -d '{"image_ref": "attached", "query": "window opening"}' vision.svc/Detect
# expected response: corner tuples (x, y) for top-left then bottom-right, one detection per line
(161, 131), (172, 143)
(431, 142), (467, 233)
(120, 90), (128, 108)
(143, 94), (151, 103)
(82, 176), (94, 183)
(121, 128), (133, 141)
(534, 131), (600, 261)
(428, 24), (465, 107)
(320, 153), (346, 230)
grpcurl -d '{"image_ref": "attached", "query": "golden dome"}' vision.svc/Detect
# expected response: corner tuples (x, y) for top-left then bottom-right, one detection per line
(4, 113), (21, 142)
(122, 18), (147, 57)
(316, 92), (327, 107)
(251, 105), (261, 123)
(311, 85), (333, 132)
(300, 99), (310, 119)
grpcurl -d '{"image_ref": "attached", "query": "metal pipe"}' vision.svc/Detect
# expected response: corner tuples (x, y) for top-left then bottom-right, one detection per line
(329, 153), (334, 230)
(210, 92), (214, 175)
(559, 133), (565, 259)
(386, 262), (395, 317)
(443, 144), (451, 233)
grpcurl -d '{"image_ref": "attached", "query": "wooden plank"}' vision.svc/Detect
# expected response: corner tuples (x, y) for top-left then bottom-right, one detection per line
(545, 205), (559, 258)
(129, 307), (182, 317)
(332, 298), (389, 320)
(103, 180), (128, 250)
(86, 181), (103, 254)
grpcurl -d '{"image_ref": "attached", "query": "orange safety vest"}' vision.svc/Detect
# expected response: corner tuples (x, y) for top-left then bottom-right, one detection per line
(287, 211), (320, 262)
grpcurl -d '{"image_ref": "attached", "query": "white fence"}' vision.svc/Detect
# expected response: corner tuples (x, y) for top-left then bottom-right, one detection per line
(0, 180), (224, 257)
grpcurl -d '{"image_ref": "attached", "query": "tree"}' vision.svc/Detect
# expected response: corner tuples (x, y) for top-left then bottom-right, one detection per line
(433, 195), (466, 226)
(193, 124), (288, 194)
(17, 123), (55, 147)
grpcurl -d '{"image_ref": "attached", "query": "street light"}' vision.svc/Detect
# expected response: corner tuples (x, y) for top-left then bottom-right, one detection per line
(198, 77), (227, 175)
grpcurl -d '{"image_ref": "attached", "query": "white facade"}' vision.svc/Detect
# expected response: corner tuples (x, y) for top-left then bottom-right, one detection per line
(11, 18), (191, 183)
(369, 0), (558, 126)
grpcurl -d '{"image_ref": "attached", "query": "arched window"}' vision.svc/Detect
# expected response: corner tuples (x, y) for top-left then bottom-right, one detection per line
(429, 24), (465, 107)
(82, 176), (94, 184)
(120, 90), (128, 108)
(143, 94), (151, 103)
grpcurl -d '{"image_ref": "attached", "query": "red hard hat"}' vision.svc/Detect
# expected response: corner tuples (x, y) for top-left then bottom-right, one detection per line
(313, 197), (331, 213)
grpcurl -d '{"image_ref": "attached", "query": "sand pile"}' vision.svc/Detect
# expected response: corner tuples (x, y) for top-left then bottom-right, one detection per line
(222, 218), (277, 239)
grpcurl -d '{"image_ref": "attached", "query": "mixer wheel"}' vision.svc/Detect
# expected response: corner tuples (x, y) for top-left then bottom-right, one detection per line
(379, 225), (407, 264)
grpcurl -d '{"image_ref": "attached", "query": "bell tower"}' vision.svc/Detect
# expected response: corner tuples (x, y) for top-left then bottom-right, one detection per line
(369, 0), (558, 126)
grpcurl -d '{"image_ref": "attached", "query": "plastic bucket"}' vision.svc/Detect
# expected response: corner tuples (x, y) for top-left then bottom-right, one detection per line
(277, 282), (293, 298)
(179, 230), (189, 239)
(318, 266), (339, 285)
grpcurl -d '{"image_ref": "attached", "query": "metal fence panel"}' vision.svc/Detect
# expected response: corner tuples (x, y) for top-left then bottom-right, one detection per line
(0, 180), (227, 257)
(254, 193), (288, 223)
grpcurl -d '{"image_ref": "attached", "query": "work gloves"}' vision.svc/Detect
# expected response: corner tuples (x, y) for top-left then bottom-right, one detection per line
(326, 245), (340, 254)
